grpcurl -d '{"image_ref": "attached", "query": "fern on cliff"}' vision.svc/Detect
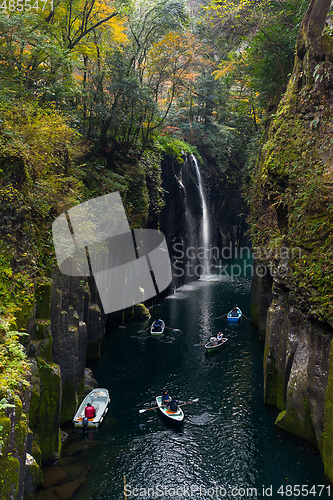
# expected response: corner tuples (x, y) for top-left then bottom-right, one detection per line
(0, 320), (29, 393)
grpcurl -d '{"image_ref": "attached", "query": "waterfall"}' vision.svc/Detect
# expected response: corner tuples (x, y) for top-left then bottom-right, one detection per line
(191, 155), (210, 274)
(160, 153), (213, 286)
(181, 155), (211, 277)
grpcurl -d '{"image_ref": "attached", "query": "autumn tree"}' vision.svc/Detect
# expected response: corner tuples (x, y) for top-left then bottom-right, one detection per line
(202, 0), (310, 111)
(0, 0), (126, 102)
(93, 0), (190, 149)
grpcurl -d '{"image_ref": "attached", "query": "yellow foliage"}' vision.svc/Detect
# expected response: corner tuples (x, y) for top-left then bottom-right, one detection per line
(52, 0), (128, 54)
(0, 0), (128, 85)
(0, 102), (78, 180)
(147, 32), (204, 78)
(212, 61), (235, 79)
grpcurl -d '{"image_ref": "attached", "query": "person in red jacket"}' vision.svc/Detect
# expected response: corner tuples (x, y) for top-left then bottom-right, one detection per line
(85, 403), (96, 419)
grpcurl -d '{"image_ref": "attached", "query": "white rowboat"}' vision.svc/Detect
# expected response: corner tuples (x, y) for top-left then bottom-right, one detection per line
(156, 396), (184, 425)
(73, 388), (110, 428)
(205, 337), (228, 353)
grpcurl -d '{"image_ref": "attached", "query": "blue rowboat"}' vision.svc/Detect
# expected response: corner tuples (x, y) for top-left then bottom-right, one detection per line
(150, 320), (165, 335)
(227, 307), (242, 322)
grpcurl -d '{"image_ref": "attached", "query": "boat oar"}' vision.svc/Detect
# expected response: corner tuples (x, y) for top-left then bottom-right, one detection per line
(139, 404), (159, 414)
(165, 327), (181, 332)
(179, 398), (199, 407)
(139, 397), (199, 414)
(137, 326), (151, 333)
(194, 342), (207, 346)
(215, 312), (228, 320)
(242, 314), (251, 321)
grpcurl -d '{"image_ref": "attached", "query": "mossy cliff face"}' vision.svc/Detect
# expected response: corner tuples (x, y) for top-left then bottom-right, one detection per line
(28, 358), (61, 464)
(27, 283), (62, 468)
(250, 0), (333, 481)
(0, 391), (29, 500)
(50, 269), (106, 423)
(263, 280), (331, 446)
(251, 263), (273, 342)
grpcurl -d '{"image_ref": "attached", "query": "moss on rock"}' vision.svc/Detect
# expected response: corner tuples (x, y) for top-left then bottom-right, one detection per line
(275, 402), (316, 445)
(0, 414), (12, 455)
(0, 392), (29, 498)
(0, 455), (20, 498)
(24, 452), (43, 498)
(36, 358), (61, 464)
(134, 303), (151, 321)
(35, 284), (51, 321)
(32, 439), (42, 468)
(60, 381), (77, 425)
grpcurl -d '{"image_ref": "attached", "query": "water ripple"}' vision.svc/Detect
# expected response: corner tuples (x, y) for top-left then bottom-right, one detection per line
(187, 412), (218, 426)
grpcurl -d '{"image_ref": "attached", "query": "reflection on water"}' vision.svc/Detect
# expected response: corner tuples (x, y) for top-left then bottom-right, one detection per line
(56, 261), (328, 500)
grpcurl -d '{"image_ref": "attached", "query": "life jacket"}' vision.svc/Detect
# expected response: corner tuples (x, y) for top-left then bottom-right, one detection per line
(85, 406), (95, 419)
(162, 394), (169, 404)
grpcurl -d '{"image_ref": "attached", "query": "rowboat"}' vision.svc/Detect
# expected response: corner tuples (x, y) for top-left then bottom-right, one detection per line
(227, 307), (242, 322)
(205, 337), (228, 353)
(73, 388), (110, 428)
(150, 319), (165, 335)
(156, 396), (184, 425)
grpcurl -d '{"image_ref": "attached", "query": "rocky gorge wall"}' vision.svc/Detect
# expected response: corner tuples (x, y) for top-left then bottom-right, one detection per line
(250, 0), (333, 482)
(251, 266), (333, 480)
(0, 273), (106, 498)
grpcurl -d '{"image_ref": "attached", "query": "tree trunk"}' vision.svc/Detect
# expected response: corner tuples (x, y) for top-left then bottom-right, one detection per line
(296, 0), (331, 60)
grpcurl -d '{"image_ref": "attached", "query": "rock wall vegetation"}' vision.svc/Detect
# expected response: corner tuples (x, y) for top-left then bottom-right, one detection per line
(249, 0), (333, 481)
(0, 101), (164, 498)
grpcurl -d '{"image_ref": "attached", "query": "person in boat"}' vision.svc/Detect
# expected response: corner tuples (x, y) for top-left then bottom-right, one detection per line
(162, 389), (170, 406)
(210, 336), (218, 345)
(153, 318), (163, 332)
(167, 396), (178, 412)
(217, 332), (223, 343)
(85, 403), (96, 419)
(231, 307), (238, 317)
